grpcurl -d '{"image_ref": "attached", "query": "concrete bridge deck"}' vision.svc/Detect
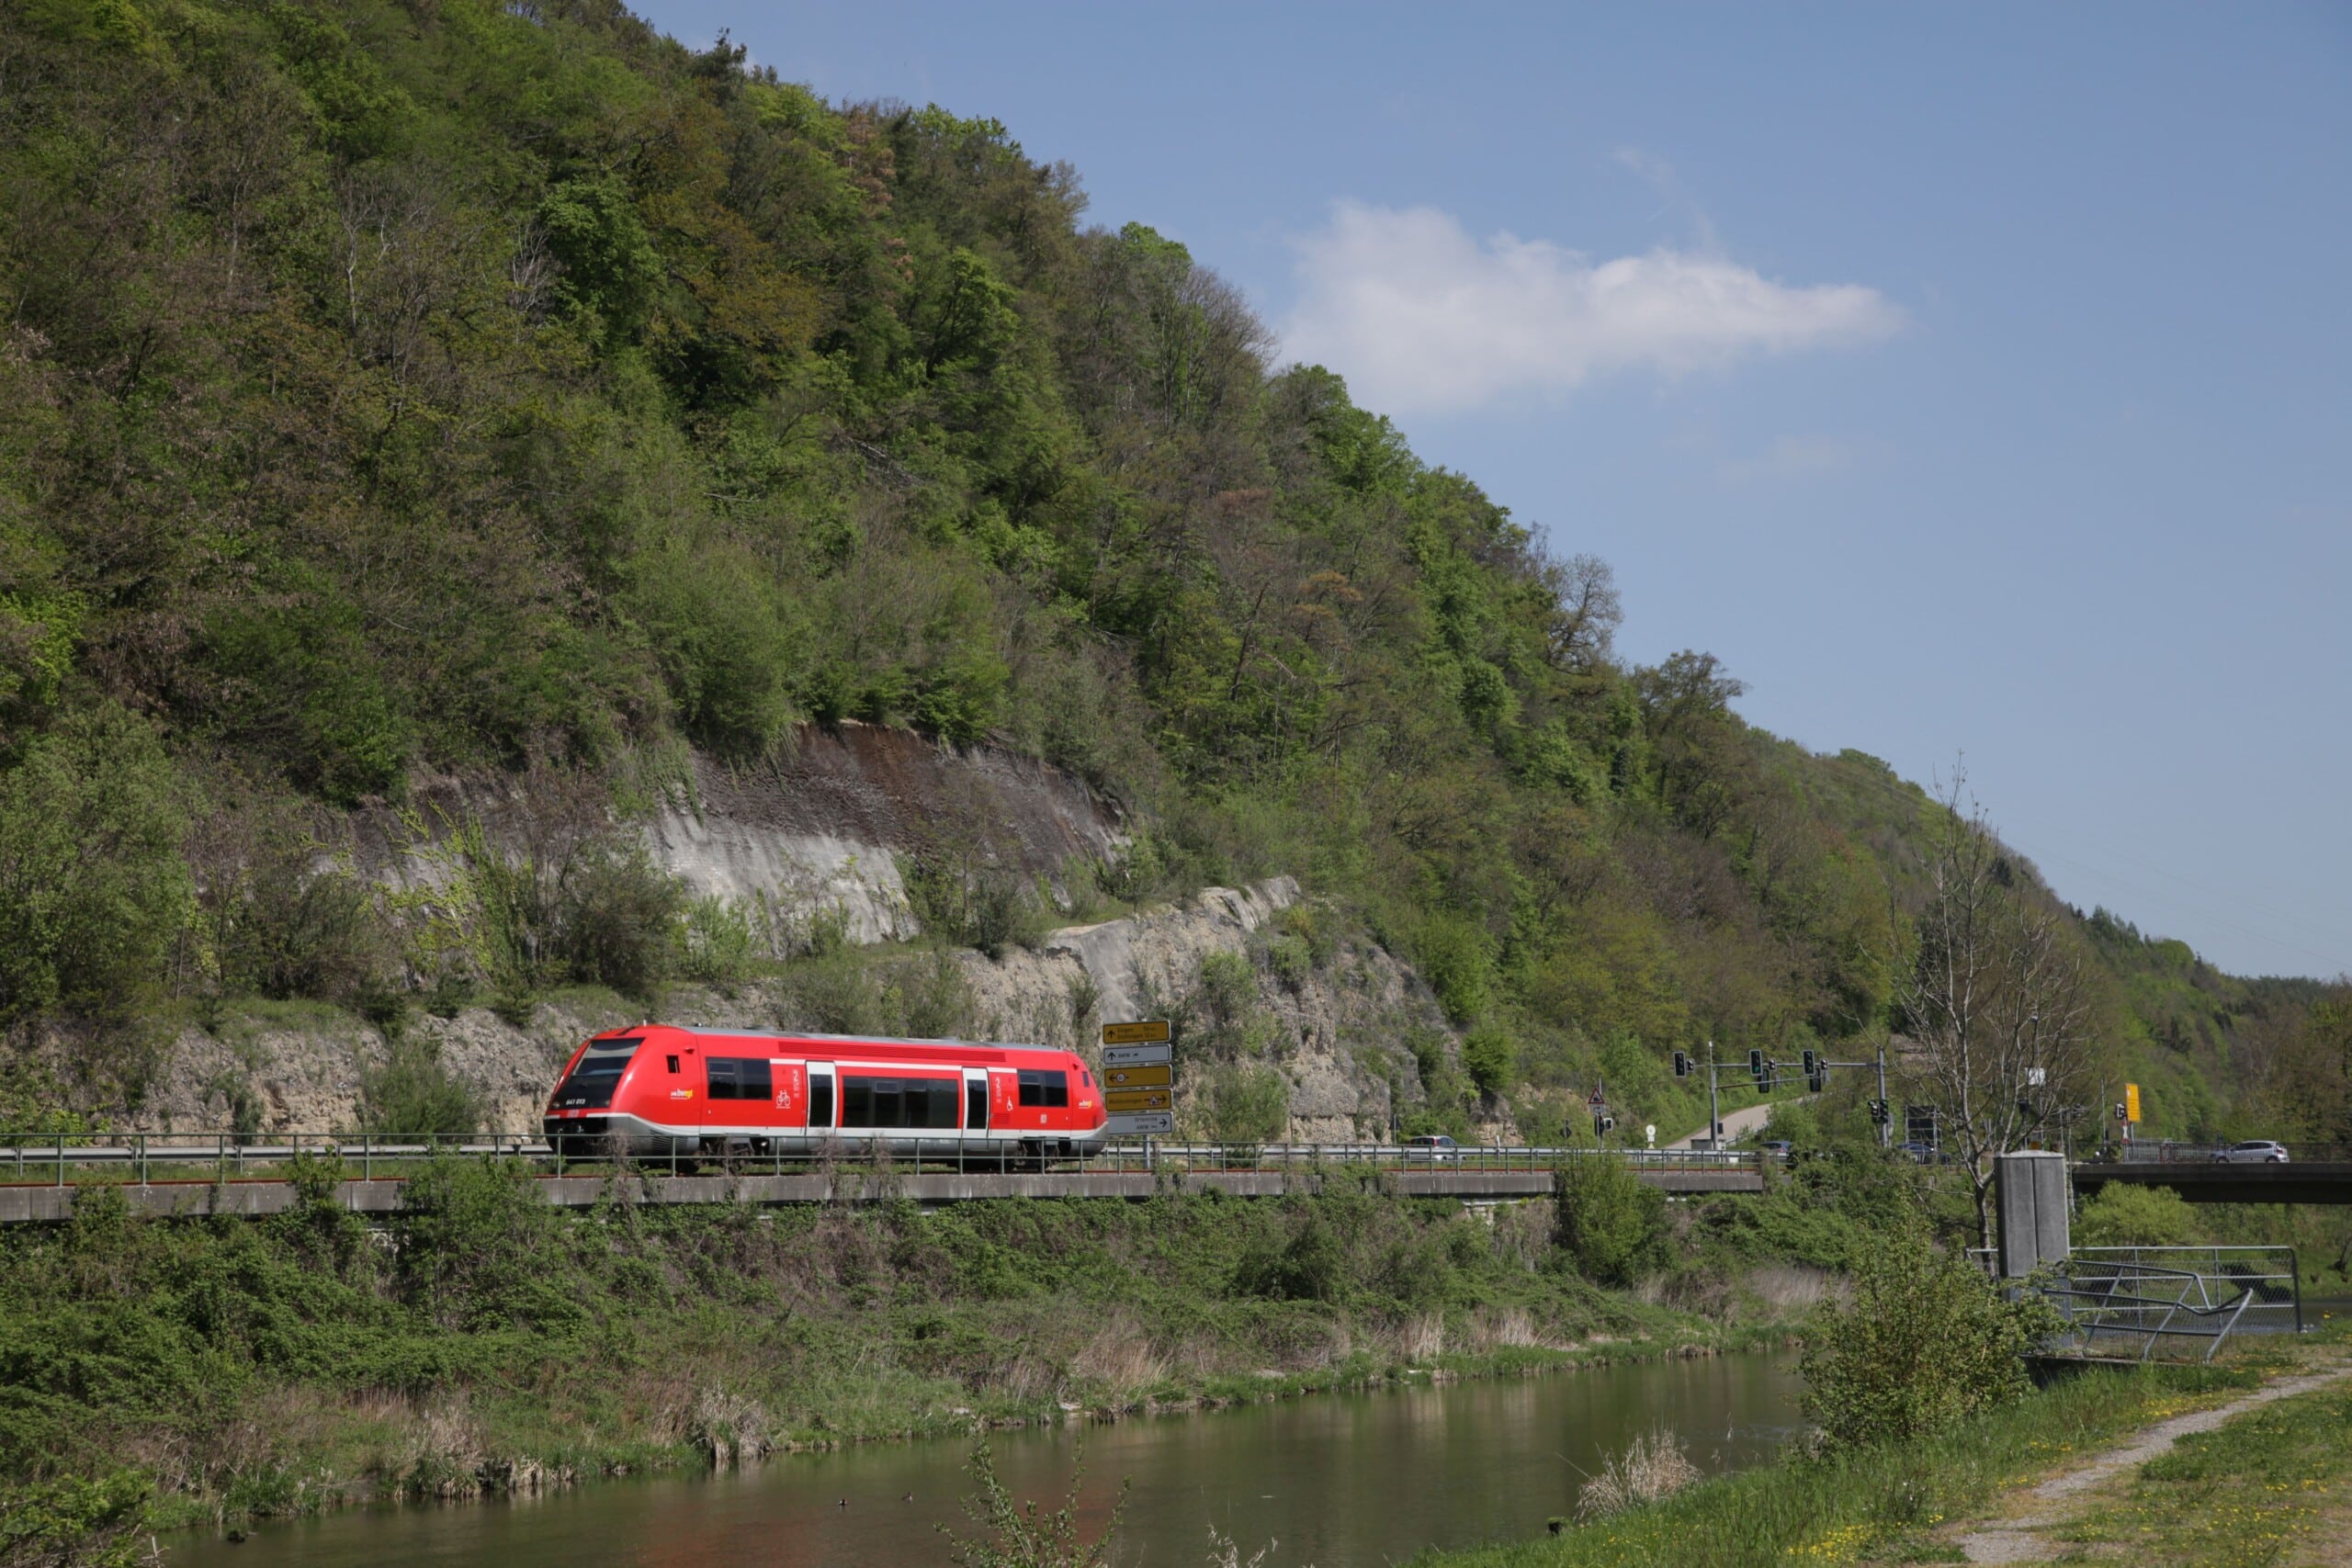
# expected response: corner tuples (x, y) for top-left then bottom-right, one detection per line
(0, 1161), (1761, 1224)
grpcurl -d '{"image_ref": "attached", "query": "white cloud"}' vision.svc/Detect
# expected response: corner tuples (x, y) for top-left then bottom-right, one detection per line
(1281, 201), (1903, 417)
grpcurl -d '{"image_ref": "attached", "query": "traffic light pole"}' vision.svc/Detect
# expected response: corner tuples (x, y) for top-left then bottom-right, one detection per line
(1707, 1039), (1722, 1150)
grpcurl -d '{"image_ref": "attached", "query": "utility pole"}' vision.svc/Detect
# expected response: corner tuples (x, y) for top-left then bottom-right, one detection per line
(1706, 1039), (1722, 1149)
(1875, 1039), (1891, 1150)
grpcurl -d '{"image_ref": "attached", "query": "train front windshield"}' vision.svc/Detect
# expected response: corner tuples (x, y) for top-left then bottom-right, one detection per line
(552, 1037), (642, 1110)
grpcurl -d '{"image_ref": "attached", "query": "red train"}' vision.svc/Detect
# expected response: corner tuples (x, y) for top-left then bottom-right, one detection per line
(542, 1023), (1110, 1160)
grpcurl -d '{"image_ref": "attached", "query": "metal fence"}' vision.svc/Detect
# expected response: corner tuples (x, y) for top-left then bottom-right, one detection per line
(0, 1131), (1758, 1186)
(2037, 1246), (2302, 1361)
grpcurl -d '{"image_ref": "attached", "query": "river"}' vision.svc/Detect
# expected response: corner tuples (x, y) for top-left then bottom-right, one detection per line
(172, 1354), (1802, 1568)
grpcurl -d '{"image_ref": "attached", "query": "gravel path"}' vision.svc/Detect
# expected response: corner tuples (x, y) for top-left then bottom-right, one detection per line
(1953, 1362), (2352, 1563)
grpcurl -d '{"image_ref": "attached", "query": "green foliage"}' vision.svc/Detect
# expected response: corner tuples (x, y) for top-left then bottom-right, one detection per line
(1798, 1210), (2051, 1450)
(0, 1470), (158, 1568)
(1552, 1156), (1668, 1287)
(1461, 1024), (1518, 1096)
(2072, 1183), (2202, 1248)
(939, 1438), (1125, 1568)
(0, 705), (192, 1027)
(361, 1037), (481, 1139)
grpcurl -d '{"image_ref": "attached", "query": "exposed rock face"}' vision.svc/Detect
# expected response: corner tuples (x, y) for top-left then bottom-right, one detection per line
(130, 877), (1504, 1144)
(649, 725), (1125, 945)
(355, 722), (1125, 950)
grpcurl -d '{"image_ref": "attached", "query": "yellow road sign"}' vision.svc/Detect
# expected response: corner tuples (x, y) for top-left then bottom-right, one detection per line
(1102, 1020), (1171, 1046)
(1103, 1063), (1171, 1089)
(2124, 1082), (2141, 1122)
(1104, 1088), (1172, 1113)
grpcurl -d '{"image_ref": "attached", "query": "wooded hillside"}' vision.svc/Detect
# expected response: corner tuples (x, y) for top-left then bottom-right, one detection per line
(1, 0), (2339, 1144)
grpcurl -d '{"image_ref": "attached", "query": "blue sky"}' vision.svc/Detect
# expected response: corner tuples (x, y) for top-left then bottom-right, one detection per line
(637, 1), (2351, 980)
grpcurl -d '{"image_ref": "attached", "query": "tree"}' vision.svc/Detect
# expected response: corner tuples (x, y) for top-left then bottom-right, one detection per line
(1893, 771), (2100, 1248)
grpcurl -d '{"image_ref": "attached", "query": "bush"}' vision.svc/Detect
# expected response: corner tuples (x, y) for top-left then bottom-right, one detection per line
(557, 840), (685, 998)
(1553, 1155), (1667, 1286)
(362, 1035), (481, 1138)
(2074, 1183), (2201, 1248)
(674, 896), (755, 985)
(218, 858), (389, 1006)
(0, 704), (193, 1026)
(1799, 1209), (2052, 1450)
(1462, 1024), (1518, 1096)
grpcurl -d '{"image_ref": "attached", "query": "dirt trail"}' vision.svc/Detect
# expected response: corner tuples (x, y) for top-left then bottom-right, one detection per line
(1952, 1360), (2352, 1563)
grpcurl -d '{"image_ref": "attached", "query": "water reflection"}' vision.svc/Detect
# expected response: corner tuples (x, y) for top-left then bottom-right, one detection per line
(173, 1354), (1801, 1568)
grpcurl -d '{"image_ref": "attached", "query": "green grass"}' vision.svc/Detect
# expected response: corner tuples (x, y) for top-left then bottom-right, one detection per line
(2051, 1377), (2352, 1566)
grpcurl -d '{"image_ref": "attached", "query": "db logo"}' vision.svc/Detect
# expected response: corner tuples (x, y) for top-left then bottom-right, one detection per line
(670, 1088), (695, 1100)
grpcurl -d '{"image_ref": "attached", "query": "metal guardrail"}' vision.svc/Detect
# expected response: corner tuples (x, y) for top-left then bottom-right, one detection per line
(2106, 1142), (2349, 1165)
(0, 1132), (1758, 1186)
(2024, 1246), (2302, 1361)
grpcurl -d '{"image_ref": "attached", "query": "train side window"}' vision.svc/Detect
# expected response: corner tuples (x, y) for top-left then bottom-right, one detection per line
(741, 1059), (773, 1100)
(1044, 1070), (1069, 1109)
(1017, 1069), (1043, 1108)
(707, 1059), (735, 1100)
(842, 1077), (873, 1127)
(923, 1079), (956, 1128)
(809, 1073), (834, 1129)
(666, 1055), (680, 1074)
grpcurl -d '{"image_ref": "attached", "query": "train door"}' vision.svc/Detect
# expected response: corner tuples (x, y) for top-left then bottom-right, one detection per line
(963, 1068), (989, 1134)
(772, 1061), (808, 1129)
(806, 1065), (836, 1142)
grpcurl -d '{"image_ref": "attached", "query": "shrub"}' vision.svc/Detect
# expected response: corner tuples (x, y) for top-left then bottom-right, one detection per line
(363, 1035), (481, 1139)
(2074, 1183), (2201, 1248)
(557, 840), (685, 998)
(1462, 1023), (1518, 1096)
(939, 1437), (1125, 1568)
(1553, 1155), (1667, 1286)
(0, 703), (193, 1026)
(674, 895), (755, 985)
(218, 859), (390, 1006)
(1799, 1208), (2052, 1450)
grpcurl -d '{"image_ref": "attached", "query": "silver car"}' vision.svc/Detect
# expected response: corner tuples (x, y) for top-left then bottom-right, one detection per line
(2212, 1139), (2290, 1164)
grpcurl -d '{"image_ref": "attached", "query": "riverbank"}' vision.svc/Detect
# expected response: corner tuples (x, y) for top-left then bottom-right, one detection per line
(0, 1160), (1827, 1540)
(1408, 1325), (2352, 1568)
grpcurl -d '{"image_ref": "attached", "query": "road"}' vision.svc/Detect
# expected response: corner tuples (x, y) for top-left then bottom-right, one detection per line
(1666, 1098), (1799, 1151)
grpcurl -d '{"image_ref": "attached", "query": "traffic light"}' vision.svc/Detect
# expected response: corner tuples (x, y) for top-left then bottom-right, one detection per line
(1868, 1099), (1890, 1126)
(1672, 1050), (1690, 1079)
(1802, 1049), (1821, 1091)
(2114, 1102), (2128, 1122)
(1748, 1048), (1765, 1080)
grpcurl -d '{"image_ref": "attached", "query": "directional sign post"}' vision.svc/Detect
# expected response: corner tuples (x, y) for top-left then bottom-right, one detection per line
(1102, 1022), (1177, 1153)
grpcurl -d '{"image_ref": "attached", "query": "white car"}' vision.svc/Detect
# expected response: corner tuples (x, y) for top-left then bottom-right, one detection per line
(2212, 1140), (2290, 1164)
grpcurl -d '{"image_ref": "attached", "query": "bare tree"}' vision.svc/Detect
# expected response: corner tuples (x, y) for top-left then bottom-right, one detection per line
(1894, 769), (2098, 1248)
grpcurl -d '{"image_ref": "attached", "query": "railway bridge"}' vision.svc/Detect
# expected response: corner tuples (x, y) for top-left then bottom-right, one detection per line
(0, 1138), (1762, 1224)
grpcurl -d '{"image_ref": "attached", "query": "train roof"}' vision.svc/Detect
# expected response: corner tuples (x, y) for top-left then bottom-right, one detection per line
(591, 1024), (1080, 1061)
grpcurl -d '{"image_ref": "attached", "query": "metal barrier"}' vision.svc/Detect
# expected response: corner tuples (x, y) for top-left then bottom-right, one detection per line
(2034, 1246), (2302, 1361)
(0, 1131), (1758, 1186)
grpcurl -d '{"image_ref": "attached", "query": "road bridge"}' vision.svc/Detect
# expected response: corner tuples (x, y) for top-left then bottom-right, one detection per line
(2072, 1160), (2352, 1206)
